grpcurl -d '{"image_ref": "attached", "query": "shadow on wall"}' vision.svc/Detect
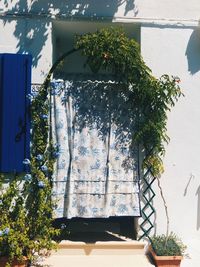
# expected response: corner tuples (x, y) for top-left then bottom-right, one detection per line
(185, 28), (200, 75)
(183, 174), (200, 231)
(196, 185), (200, 231)
(183, 173), (194, 197)
(2, 0), (137, 67)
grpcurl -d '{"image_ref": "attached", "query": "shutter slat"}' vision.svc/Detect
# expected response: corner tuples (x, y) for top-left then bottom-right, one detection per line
(0, 53), (32, 173)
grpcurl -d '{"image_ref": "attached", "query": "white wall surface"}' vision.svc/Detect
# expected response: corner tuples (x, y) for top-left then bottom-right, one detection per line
(140, 25), (200, 241)
(0, 0), (200, 243)
(1, 0), (200, 82)
(0, 18), (52, 83)
(0, 0), (200, 21)
(0, 19), (18, 54)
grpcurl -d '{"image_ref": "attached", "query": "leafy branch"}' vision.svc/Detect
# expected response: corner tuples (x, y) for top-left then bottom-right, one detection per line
(75, 27), (183, 176)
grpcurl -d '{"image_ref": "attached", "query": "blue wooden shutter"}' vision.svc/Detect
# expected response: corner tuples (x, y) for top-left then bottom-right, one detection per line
(0, 53), (32, 173)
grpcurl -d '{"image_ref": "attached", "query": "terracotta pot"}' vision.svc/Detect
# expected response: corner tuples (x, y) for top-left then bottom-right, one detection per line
(0, 256), (28, 267)
(149, 246), (183, 267)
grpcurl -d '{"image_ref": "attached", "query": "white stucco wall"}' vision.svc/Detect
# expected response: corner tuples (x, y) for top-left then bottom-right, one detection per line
(0, 18), (52, 83)
(1, 0), (200, 81)
(140, 25), (200, 242)
(0, 0), (200, 244)
(1, 0), (200, 21)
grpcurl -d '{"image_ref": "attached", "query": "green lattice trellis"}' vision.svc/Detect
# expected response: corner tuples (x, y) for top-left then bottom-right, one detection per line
(139, 167), (156, 240)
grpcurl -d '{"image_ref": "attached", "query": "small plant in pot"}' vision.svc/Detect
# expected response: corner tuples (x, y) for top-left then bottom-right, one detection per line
(147, 171), (187, 267)
(149, 233), (186, 267)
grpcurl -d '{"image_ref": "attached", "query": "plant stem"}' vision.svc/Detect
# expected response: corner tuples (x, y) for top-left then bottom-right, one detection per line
(43, 48), (80, 90)
(156, 177), (170, 242)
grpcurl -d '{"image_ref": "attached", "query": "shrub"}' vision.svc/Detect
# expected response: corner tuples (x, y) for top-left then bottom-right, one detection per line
(150, 233), (186, 256)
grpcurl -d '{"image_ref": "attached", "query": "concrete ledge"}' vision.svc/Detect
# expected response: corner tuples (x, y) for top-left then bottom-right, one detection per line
(42, 254), (154, 267)
(53, 241), (146, 255)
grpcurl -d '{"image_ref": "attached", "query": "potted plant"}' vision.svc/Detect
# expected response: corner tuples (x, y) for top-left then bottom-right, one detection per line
(146, 167), (186, 266)
(149, 233), (186, 267)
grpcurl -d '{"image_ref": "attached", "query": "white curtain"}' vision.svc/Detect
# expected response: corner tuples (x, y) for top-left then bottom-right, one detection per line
(51, 79), (141, 218)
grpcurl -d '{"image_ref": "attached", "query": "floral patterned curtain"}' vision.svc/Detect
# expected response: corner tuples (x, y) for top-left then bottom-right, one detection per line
(51, 78), (141, 218)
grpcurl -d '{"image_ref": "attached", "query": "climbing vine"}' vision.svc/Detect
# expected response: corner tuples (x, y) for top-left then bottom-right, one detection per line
(74, 28), (183, 240)
(25, 83), (58, 249)
(75, 27), (183, 176)
(44, 27), (183, 176)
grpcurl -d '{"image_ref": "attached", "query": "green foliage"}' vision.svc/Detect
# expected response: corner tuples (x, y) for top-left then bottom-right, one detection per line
(76, 27), (145, 80)
(150, 233), (186, 256)
(0, 177), (33, 266)
(27, 84), (58, 248)
(76, 27), (183, 176)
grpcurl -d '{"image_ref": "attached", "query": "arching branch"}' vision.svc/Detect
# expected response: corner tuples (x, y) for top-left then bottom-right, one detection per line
(43, 47), (81, 90)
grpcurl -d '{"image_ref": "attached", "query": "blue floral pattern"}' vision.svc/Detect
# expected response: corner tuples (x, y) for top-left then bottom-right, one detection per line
(51, 80), (141, 218)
